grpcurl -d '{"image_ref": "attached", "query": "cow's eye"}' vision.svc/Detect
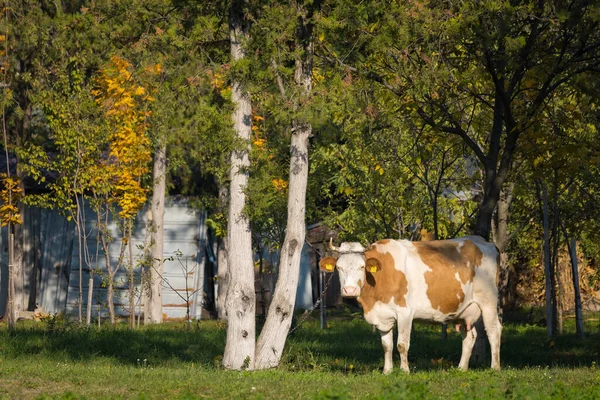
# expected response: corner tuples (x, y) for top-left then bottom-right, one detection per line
(360, 266), (365, 270)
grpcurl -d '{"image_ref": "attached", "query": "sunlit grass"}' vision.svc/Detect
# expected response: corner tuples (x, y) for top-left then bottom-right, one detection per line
(0, 311), (599, 399)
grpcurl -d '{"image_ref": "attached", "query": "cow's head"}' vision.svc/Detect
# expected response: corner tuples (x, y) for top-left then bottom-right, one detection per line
(319, 239), (381, 298)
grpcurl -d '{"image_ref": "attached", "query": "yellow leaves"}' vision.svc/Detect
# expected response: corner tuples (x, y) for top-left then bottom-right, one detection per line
(209, 71), (225, 90)
(312, 68), (325, 85)
(252, 137), (267, 147)
(338, 186), (354, 196)
(375, 164), (384, 175)
(0, 174), (23, 226)
(272, 178), (288, 191)
(93, 56), (153, 220)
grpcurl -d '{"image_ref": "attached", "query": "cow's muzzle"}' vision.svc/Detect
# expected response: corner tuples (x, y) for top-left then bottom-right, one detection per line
(342, 286), (359, 298)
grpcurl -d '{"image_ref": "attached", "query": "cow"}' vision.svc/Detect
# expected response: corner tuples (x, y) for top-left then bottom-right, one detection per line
(319, 235), (501, 373)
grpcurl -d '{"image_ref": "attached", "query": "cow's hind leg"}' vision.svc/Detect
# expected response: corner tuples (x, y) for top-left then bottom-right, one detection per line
(458, 322), (477, 371)
(379, 329), (394, 374)
(396, 309), (414, 373)
(481, 305), (502, 370)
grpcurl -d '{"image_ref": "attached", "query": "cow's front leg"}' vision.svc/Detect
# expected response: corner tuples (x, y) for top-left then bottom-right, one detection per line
(379, 329), (394, 374)
(397, 310), (414, 373)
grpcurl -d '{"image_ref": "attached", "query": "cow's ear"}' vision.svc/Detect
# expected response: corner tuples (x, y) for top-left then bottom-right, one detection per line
(366, 258), (381, 273)
(319, 257), (337, 273)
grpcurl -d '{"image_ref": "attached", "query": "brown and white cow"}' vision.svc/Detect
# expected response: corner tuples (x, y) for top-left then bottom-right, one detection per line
(319, 235), (501, 373)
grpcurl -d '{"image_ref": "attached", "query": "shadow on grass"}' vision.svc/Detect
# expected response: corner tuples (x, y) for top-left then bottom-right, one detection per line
(0, 319), (226, 367)
(1, 310), (599, 371)
(284, 311), (600, 373)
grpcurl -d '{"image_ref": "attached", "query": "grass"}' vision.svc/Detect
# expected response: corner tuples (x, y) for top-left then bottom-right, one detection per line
(0, 311), (599, 399)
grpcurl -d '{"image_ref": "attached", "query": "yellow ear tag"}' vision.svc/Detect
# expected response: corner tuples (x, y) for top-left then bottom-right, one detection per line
(370, 266), (378, 273)
(325, 264), (334, 271)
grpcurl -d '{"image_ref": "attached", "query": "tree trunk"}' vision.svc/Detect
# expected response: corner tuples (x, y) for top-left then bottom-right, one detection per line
(473, 169), (503, 240)
(146, 142), (166, 324)
(254, 10), (315, 368)
(216, 183), (229, 320)
(86, 277), (94, 327)
(551, 179), (559, 335)
(13, 202), (24, 319)
(567, 238), (584, 339)
(541, 183), (554, 339)
(128, 222), (135, 328)
(7, 229), (16, 330)
(223, 0), (256, 370)
(494, 182), (513, 313)
(107, 276), (115, 325)
(255, 124), (311, 369)
(75, 206), (83, 323)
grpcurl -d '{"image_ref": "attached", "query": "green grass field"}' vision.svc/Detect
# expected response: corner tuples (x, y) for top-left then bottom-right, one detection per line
(1, 311), (599, 399)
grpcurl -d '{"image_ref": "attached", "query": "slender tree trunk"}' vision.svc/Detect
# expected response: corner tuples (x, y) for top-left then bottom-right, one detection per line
(567, 238), (584, 338)
(75, 206), (83, 323)
(13, 199), (24, 319)
(86, 277), (94, 327)
(541, 183), (554, 339)
(107, 275), (115, 324)
(254, 9), (315, 368)
(255, 123), (311, 369)
(223, 0), (256, 370)
(551, 178), (560, 335)
(216, 183), (229, 320)
(494, 182), (513, 313)
(7, 229), (16, 330)
(128, 222), (135, 328)
(146, 142), (166, 324)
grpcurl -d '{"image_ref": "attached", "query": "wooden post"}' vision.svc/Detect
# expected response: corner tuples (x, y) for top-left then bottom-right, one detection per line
(320, 270), (326, 330)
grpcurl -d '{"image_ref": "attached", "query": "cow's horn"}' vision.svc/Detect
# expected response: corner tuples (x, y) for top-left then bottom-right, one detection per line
(329, 237), (339, 252)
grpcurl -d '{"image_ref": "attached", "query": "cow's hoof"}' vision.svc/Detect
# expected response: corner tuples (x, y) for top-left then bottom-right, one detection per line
(383, 368), (392, 375)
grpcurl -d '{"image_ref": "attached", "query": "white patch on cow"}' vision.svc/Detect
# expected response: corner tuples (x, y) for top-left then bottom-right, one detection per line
(362, 297), (400, 332)
(339, 242), (365, 253)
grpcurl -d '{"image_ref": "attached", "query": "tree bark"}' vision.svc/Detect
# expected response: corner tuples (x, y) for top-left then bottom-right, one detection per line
(254, 8), (315, 368)
(86, 277), (94, 327)
(13, 195), (24, 319)
(216, 183), (229, 320)
(255, 124), (311, 369)
(146, 142), (166, 324)
(128, 222), (135, 328)
(494, 182), (513, 313)
(567, 238), (584, 339)
(7, 230), (16, 330)
(541, 183), (554, 339)
(223, 0), (256, 370)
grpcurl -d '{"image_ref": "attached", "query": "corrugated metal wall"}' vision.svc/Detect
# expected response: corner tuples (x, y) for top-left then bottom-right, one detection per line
(0, 197), (210, 320)
(0, 197), (314, 319)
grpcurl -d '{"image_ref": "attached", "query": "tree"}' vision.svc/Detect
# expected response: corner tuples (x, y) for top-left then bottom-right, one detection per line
(223, 0), (256, 370)
(92, 55), (154, 324)
(320, 0), (600, 240)
(254, 0), (317, 369)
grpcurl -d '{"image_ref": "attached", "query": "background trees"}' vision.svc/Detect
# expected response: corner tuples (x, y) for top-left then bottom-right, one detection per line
(0, 0), (599, 370)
